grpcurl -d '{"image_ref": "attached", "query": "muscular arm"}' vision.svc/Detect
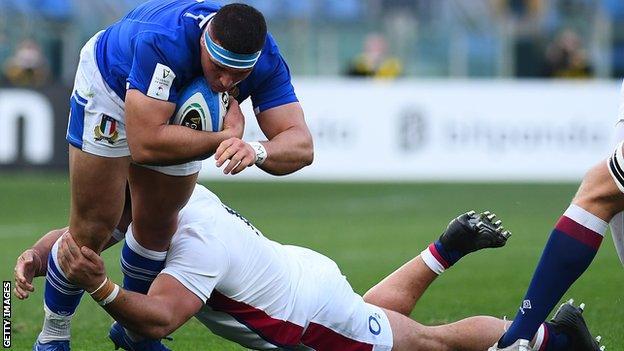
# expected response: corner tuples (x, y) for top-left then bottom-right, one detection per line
(55, 234), (203, 340)
(215, 102), (313, 175)
(125, 89), (244, 165)
(102, 274), (203, 339)
(256, 102), (314, 175)
(13, 227), (121, 299)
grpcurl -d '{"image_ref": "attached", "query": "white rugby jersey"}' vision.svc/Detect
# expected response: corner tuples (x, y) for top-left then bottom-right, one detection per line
(157, 185), (393, 351)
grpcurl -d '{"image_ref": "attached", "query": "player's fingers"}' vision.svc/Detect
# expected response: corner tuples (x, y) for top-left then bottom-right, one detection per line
(215, 139), (235, 161)
(59, 234), (75, 261)
(14, 286), (28, 300)
(216, 144), (239, 167)
(14, 267), (34, 291)
(230, 155), (254, 175)
(80, 246), (101, 265)
(223, 155), (243, 174)
(64, 233), (82, 259)
(57, 247), (71, 274)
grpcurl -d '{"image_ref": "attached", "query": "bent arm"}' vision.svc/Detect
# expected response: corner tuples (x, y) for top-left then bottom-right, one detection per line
(26, 227), (121, 278)
(125, 90), (241, 165)
(256, 102), (314, 175)
(103, 274), (203, 339)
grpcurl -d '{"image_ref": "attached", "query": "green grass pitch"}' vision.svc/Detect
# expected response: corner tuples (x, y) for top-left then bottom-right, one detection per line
(1, 174), (622, 350)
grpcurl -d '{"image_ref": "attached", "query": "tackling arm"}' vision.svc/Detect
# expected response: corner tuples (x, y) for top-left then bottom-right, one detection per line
(125, 89), (245, 165)
(13, 227), (121, 299)
(102, 274), (203, 339)
(55, 233), (202, 339)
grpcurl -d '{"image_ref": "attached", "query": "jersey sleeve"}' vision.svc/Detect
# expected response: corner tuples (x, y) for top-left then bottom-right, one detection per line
(250, 48), (298, 114)
(126, 33), (181, 103)
(160, 225), (229, 303)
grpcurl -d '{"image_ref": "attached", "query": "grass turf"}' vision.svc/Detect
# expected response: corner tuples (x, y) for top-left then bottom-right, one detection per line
(1, 174), (622, 350)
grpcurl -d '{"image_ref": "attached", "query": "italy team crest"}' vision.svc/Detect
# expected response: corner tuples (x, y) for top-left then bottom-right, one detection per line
(94, 115), (119, 144)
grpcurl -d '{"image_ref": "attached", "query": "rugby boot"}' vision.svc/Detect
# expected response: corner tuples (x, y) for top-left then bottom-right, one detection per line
(488, 339), (531, 351)
(109, 322), (172, 351)
(32, 340), (70, 351)
(546, 299), (605, 351)
(438, 210), (511, 257)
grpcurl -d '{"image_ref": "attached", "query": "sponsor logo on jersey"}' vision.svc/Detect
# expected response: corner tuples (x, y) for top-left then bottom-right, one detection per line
(147, 63), (176, 100)
(368, 314), (381, 335)
(94, 115), (119, 144)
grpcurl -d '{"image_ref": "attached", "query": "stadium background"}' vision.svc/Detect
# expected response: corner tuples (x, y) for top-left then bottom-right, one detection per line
(1, 0), (623, 349)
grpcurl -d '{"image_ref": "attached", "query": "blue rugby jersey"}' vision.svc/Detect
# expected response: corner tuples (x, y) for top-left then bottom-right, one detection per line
(95, 0), (297, 113)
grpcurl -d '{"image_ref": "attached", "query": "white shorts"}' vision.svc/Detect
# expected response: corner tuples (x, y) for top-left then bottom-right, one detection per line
(196, 245), (394, 350)
(300, 266), (394, 351)
(66, 32), (202, 176)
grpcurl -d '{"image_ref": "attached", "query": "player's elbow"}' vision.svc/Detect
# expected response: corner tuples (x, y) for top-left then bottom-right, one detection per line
(130, 147), (158, 165)
(296, 131), (314, 168)
(140, 319), (177, 340)
(128, 138), (166, 165)
(302, 137), (314, 167)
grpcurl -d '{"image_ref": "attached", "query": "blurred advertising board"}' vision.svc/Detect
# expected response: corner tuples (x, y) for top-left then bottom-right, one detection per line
(0, 84), (70, 170)
(1, 80), (621, 181)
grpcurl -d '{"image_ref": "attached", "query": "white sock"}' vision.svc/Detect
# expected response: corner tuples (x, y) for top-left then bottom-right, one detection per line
(37, 305), (72, 343)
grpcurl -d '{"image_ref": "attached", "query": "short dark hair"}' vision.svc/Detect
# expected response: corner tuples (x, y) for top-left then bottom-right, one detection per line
(212, 4), (267, 55)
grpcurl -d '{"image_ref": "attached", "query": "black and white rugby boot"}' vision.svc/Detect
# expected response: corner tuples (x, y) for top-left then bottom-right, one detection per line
(546, 300), (605, 351)
(438, 210), (511, 259)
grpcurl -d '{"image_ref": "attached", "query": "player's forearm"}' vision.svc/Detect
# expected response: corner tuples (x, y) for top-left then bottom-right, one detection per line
(30, 227), (121, 277)
(29, 227), (67, 276)
(130, 125), (233, 165)
(103, 290), (179, 339)
(259, 127), (313, 175)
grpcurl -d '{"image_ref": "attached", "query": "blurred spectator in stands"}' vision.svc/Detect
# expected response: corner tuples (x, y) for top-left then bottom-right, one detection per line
(3, 39), (50, 87)
(497, 0), (549, 77)
(543, 28), (593, 78)
(346, 33), (403, 79)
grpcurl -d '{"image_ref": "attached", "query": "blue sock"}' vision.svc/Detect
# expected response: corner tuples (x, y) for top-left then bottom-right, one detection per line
(44, 240), (84, 314)
(499, 204), (607, 347)
(433, 240), (463, 266)
(120, 230), (167, 295)
(39, 237), (84, 342)
(420, 241), (464, 275)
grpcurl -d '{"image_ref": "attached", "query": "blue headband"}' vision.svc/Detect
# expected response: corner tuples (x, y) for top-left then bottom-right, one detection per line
(204, 29), (261, 69)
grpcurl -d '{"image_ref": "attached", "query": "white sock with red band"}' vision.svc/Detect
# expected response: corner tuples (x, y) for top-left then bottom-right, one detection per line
(420, 243), (450, 275)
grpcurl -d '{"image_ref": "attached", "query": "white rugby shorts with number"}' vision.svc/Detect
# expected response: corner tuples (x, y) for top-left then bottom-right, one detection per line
(135, 184), (393, 350)
(66, 32), (200, 176)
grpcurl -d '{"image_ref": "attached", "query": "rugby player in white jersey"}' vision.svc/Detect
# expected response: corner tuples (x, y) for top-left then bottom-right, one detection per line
(40, 1), (312, 350)
(15, 185), (601, 351)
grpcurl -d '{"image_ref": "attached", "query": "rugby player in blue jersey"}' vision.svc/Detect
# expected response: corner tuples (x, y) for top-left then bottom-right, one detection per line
(32, 1), (313, 350)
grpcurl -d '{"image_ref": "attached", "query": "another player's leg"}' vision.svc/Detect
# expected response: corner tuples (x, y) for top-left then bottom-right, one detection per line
(387, 299), (603, 351)
(36, 146), (130, 350)
(496, 154), (624, 349)
(364, 210), (509, 315)
(386, 307), (509, 351)
(109, 164), (197, 350)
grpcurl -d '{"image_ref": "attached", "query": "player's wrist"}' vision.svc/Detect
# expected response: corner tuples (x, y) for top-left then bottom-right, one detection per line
(88, 276), (120, 306)
(248, 141), (267, 166)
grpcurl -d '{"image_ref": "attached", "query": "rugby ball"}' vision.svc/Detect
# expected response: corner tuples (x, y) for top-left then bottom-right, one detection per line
(171, 77), (228, 132)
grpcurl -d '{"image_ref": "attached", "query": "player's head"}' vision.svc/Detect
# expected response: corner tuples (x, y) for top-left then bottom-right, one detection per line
(200, 3), (267, 92)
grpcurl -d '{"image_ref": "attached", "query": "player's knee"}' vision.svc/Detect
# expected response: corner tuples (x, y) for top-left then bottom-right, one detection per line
(70, 213), (120, 251)
(574, 161), (624, 220)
